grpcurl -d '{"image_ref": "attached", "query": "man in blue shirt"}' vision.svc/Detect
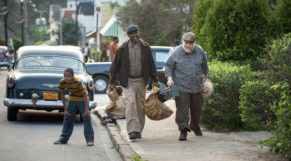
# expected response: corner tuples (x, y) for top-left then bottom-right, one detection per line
(165, 32), (209, 141)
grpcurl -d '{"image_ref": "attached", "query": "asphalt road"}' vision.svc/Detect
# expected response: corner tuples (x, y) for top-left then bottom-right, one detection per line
(0, 68), (122, 161)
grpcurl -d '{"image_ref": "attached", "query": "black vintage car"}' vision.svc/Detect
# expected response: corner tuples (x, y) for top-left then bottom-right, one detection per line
(3, 46), (97, 121)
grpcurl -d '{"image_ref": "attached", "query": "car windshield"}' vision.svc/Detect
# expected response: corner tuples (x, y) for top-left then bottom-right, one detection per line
(15, 56), (85, 73)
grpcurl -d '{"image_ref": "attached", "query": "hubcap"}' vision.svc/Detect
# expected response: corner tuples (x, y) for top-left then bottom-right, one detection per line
(95, 79), (107, 91)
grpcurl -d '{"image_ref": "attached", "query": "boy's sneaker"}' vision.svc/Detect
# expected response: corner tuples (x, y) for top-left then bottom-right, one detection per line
(54, 140), (67, 144)
(87, 142), (94, 146)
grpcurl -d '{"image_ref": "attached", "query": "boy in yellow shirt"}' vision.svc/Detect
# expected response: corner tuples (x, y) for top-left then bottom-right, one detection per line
(54, 68), (94, 146)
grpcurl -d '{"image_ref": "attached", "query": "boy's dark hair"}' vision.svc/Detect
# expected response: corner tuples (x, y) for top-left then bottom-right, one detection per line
(64, 68), (74, 76)
(112, 36), (118, 41)
(116, 86), (123, 95)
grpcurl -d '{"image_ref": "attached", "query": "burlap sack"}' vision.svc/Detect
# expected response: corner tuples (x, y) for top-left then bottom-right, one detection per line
(144, 86), (173, 120)
(203, 79), (214, 99)
(106, 88), (118, 113)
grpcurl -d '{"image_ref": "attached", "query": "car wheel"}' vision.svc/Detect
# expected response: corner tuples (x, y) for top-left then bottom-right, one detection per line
(7, 107), (18, 121)
(93, 75), (108, 94)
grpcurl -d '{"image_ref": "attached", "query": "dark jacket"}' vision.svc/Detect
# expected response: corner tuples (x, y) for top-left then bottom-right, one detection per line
(109, 39), (158, 87)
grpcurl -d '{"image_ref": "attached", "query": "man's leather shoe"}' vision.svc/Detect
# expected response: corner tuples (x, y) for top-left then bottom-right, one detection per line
(129, 132), (137, 140)
(194, 130), (203, 136)
(136, 132), (142, 139)
(179, 129), (188, 141)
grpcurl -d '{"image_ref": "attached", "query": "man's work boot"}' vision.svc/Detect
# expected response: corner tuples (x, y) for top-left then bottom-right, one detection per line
(194, 128), (203, 136)
(136, 132), (142, 139)
(179, 129), (188, 141)
(129, 132), (137, 140)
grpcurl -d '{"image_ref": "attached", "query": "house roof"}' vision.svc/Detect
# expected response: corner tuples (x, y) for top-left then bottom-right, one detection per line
(79, 2), (94, 15)
(63, 10), (73, 19)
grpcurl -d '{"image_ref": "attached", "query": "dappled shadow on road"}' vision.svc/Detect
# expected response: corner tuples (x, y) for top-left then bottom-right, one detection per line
(14, 111), (83, 125)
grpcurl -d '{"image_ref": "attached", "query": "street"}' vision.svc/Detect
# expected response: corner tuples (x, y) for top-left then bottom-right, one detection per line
(0, 69), (122, 161)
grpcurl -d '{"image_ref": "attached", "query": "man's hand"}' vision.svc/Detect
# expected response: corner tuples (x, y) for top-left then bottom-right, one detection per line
(64, 107), (69, 115)
(152, 82), (159, 87)
(109, 84), (116, 89)
(167, 77), (174, 87)
(83, 109), (91, 117)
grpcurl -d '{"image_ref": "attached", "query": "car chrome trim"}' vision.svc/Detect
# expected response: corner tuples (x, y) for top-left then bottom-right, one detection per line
(3, 98), (97, 110)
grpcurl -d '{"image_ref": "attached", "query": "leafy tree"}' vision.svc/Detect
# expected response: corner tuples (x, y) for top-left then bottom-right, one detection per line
(118, 0), (195, 45)
(192, 0), (213, 51)
(193, 0), (273, 60)
(58, 19), (79, 45)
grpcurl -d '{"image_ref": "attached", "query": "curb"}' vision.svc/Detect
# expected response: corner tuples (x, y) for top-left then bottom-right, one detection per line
(94, 109), (137, 161)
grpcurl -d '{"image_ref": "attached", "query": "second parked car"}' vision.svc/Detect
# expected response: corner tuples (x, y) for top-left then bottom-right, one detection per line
(86, 46), (172, 93)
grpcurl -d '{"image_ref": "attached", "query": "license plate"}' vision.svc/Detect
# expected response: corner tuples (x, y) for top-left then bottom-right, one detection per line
(43, 92), (58, 100)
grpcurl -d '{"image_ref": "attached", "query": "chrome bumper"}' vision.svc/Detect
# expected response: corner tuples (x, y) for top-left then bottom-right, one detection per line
(3, 98), (97, 110)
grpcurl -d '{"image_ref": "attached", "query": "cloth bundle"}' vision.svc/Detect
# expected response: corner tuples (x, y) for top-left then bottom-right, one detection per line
(144, 86), (173, 120)
(203, 79), (214, 99)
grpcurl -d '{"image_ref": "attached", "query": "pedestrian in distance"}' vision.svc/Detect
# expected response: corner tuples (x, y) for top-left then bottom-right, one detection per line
(82, 42), (91, 63)
(109, 25), (159, 140)
(100, 42), (110, 62)
(109, 36), (119, 62)
(169, 39), (181, 55)
(165, 32), (209, 141)
(54, 68), (94, 146)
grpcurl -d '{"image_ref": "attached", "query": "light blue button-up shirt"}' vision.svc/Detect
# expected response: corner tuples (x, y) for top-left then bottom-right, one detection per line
(165, 45), (209, 93)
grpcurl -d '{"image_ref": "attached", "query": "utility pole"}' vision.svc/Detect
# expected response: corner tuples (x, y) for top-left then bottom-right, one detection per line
(75, 0), (79, 46)
(4, 0), (8, 46)
(23, 0), (29, 45)
(20, 0), (24, 46)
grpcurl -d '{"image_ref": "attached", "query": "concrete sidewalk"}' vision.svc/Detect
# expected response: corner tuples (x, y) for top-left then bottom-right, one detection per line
(95, 99), (287, 161)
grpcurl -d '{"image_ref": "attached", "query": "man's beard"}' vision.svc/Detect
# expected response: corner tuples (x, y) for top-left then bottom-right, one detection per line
(131, 36), (140, 43)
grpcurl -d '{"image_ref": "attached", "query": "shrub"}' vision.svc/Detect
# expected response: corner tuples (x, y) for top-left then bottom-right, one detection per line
(196, 0), (272, 60)
(261, 33), (291, 85)
(201, 60), (257, 131)
(261, 82), (291, 159)
(258, 34), (291, 159)
(239, 80), (276, 130)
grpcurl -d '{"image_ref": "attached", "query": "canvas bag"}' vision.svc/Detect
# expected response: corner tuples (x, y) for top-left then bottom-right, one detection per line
(203, 79), (214, 99)
(144, 86), (173, 120)
(106, 88), (119, 113)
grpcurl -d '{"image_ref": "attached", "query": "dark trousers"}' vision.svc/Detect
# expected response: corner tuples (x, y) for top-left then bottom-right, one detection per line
(175, 91), (203, 132)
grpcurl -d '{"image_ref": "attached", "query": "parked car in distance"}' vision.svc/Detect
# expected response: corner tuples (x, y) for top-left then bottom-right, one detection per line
(0, 46), (14, 67)
(86, 46), (172, 94)
(3, 46), (97, 121)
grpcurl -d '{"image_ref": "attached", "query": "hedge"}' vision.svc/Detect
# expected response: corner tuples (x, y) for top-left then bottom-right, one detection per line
(239, 80), (276, 131)
(201, 60), (257, 131)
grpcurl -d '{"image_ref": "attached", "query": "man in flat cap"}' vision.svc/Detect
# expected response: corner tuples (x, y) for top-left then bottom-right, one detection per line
(109, 25), (159, 140)
(165, 32), (209, 141)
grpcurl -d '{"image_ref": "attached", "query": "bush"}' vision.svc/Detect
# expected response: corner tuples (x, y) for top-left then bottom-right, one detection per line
(201, 60), (257, 131)
(239, 80), (276, 130)
(261, 82), (291, 159)
(261, 33), (291, 85)
(258, 34), (291, 159)
(195, 0), (272, 60)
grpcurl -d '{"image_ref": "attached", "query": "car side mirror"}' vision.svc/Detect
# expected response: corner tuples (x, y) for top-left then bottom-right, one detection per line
(7, 63), (13, 71)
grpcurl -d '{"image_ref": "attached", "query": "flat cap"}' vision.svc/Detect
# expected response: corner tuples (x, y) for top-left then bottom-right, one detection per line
(127, 25), (139, 33)
(183, 32), (196, 42)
